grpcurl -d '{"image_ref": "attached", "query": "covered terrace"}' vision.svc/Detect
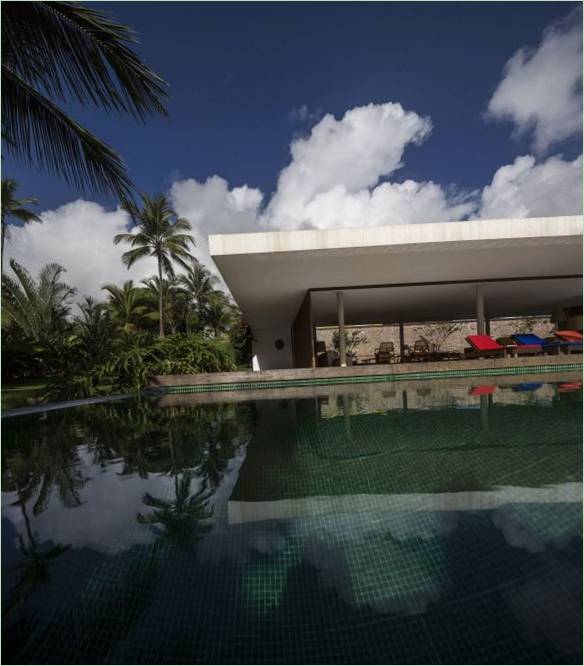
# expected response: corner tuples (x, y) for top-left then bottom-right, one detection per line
(209, 215), (582, 371)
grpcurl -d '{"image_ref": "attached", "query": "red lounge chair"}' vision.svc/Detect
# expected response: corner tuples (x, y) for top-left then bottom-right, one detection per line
(464, 335), (506, 359)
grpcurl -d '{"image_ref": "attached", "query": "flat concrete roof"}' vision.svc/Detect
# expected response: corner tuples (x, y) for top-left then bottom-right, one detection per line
(210, 216), (583, 328)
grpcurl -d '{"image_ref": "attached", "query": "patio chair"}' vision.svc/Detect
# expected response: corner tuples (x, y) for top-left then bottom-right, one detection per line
(464, 335), (505, 359)
(410, 337), (431, 362)
(375, 341), (395, 364)
(496, 336), (542, 356)
(511, 333), (561, 355)
(553, 330), (583, 353)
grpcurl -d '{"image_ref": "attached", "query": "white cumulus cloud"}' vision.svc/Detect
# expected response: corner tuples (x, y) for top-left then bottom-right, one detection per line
(170, 102), (474, 245)
(4, 200), (158, 304)
(170, 175), (263, 273)
(267, 102), (435, 228)
(478, 153), (583, 219)
(486, 8), (583, 153)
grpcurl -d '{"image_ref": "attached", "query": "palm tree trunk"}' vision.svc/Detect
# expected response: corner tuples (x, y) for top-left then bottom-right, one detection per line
(157, 257), (164, 338)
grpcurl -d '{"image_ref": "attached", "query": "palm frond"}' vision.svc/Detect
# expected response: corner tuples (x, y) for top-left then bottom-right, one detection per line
(2, 67), (133, 202)
(2, 2), (168, 119)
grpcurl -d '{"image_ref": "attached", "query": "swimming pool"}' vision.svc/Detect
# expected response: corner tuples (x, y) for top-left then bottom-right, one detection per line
(2, 377), (582, 664)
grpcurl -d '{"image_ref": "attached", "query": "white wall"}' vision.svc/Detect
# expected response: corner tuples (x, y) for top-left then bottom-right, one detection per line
(252, 327), (293, 370)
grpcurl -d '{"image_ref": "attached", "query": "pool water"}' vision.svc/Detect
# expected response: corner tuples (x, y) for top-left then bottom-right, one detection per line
(2, 378), (582, 664)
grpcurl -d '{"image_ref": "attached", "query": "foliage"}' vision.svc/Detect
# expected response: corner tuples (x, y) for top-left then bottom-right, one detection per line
(516, 316), (544, 333)
(2, 1), (167, 202)
(1, 178), (41, 269)
(2, 260), (76, 380)
(2, 259), (75, 344)
(114, 194), (195, 336)
(413, 321), (464, 350)
(141, 275), (189, 336)
(332, 329), (368, 354)
(155, 334), (235, 375)
(229, 317), (254, 368)
(103, 280), (149, 333)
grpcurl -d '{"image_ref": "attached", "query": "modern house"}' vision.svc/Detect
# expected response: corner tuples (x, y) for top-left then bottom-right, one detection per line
(209, 216), (583, 371)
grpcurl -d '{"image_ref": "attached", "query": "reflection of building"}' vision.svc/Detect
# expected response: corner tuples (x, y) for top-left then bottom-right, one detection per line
(210, 216), (582, 370)
(230, 391), (582, 504)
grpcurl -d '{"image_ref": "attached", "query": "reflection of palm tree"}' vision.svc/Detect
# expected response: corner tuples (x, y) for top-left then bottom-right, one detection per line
(137, 474), (213, 549)
(3, 414), (87, 517)
(4, 493), (69, 618)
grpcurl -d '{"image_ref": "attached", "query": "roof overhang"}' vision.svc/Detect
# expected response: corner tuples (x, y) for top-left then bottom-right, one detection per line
(209, 216), (583, 328)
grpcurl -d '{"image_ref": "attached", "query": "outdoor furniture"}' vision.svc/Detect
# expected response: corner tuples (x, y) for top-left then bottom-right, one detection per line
(512, 333), (561, 355)
(357, 356), (377, 365)
(496, 336), (542, 357)
(464, 335), (505, 359)
(410, 338), (431, 362)
(375, 341), (395, 364)
(553, 330), (583, 353)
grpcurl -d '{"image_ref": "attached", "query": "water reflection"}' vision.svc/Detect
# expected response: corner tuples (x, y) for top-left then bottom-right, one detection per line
(2, 379), (582, 664)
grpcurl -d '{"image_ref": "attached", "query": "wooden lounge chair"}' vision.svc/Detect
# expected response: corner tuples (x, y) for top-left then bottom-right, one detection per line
(375, 341), (395, 364)
(410, 337), (431, 362)
(496, 336), (542, 356)
(464, 335), (505, 359)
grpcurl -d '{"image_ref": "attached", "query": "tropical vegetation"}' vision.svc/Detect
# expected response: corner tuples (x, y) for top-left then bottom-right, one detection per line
(1, 179), (41, 270)
(2, 231), (252, 403)
(1, 3), (253, 406)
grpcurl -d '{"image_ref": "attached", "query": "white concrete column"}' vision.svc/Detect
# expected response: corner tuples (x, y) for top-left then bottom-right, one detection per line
(399, 321), (405, 362)
(337, 291), (346, 367)
(476, 285), (485, 335)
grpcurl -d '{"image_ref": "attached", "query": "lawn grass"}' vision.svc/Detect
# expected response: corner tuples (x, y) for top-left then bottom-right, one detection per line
(1, 379), (114, 411)
(1, 379), (47, 411)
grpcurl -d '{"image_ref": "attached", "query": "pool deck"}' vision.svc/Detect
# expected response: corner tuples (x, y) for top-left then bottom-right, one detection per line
(151, 354), (582, 404)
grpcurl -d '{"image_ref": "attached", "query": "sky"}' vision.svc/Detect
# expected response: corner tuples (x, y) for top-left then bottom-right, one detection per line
(4, 2), (583, 302)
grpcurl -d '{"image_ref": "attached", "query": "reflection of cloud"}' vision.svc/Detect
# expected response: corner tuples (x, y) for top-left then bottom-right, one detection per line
(233, 510), (454, 616)
(493, 502), (582, 553)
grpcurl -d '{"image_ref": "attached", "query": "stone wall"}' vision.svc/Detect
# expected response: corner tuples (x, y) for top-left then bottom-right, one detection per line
(316, 317), (552, 360)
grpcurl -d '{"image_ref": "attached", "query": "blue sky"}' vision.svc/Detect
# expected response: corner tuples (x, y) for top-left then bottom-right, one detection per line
(5, 2), (582, 300)
(6, 1), (580, 209)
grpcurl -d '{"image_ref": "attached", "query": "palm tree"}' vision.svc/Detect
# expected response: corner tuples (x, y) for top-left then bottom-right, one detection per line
(2, 1), (168, 203)
(204, 291), (235, 337)
(102, 280), (147, 333)
(114, 195), (194, 337)
(178, 261), (218, 333)
(141, 275), (188, 335)
(2, 259), (75, 345)
(1, 179), (41, 271)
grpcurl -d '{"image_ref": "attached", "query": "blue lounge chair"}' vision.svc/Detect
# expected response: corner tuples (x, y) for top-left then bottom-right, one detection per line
(511, 333), (561, 355)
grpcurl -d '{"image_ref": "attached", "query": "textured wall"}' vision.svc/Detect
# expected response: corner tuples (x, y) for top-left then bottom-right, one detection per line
(316, 317), (553, 359)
